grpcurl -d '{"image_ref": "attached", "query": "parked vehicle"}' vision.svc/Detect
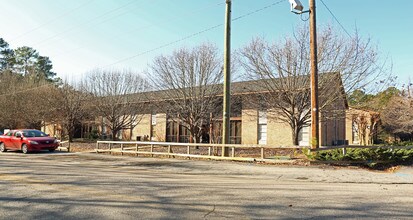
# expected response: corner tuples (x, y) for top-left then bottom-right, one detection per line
(0, 129), (59, 154)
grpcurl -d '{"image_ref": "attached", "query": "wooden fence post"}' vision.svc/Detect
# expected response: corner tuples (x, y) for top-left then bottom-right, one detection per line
(121, 143), (124, 156)
(136, 143), (139, 157)
(96, 142), (99, 153)
(168, 145), (171, 158)
(150, 144), (154, 157)
(231, 147), (235, 158)
(261, 147), (264, 160)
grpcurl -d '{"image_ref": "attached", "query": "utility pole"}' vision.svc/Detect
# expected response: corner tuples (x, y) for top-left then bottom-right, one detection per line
(222, 0), (231, 156)
(309, 0), (319, 149)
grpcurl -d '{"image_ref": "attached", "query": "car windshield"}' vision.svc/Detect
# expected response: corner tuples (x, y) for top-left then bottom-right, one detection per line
(22, 130), (48, 137)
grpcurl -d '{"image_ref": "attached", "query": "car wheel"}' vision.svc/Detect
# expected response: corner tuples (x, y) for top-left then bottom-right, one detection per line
(21, 144), (29, 154)
(0, 143), (6, 152)
(49, 149), (55, 152)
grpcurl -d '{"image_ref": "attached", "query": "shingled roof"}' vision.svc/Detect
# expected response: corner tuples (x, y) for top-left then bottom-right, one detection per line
(124, 72), (347, 107)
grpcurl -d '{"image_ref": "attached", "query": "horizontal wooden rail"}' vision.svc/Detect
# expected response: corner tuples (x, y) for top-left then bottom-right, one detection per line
(95, 141), (413, 161)
(57, 140), (70, 152)
(96, 140), (306, 149)
(95, 141), (307, 162)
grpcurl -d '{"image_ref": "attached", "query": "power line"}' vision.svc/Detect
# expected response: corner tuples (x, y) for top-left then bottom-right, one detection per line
(11, 0), (95, 41)
(1, 83), (54, 96)
(51, 1), (225, 59)
(30, 0), (139, 48)
(319, 0), (392, 92)
(233, 0), (286, 22)
(102, 24), (224, 69)
(319, 0), (352, 38)
(102, 0), (287, 69)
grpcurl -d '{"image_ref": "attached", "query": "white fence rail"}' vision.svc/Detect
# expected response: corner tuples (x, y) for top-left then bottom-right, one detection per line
(57, 141), (70, 152)
(95, 141), (307, 162)
(95, 141), (413, 162)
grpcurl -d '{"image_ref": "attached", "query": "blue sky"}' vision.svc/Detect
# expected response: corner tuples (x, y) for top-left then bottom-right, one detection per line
(0, 0), (412, 85)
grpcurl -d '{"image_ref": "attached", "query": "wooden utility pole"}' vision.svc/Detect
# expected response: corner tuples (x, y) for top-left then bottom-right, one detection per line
(222, 0), (231, 156)
(309, 0), (319, 149)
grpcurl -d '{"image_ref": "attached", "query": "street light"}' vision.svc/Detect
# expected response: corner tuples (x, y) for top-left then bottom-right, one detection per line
(289, 0), (305, 13)
(289, 0), (319, 149)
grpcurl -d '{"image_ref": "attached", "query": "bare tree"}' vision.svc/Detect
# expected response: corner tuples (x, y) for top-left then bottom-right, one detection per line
(47, 80), (92, 142)
(84, 69), (148, 140)
(0, 70), (53, 129)
(239, 25), (389, 145)
(0, 70), (22, 128)
(348, 109), (380, 145)
(148, 44), (223, 143)
(381, 95), (413, 141)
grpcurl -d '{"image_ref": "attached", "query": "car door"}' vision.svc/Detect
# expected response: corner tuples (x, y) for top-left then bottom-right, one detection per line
(12, 131), (24, 150)
(2, 131), (14, 149)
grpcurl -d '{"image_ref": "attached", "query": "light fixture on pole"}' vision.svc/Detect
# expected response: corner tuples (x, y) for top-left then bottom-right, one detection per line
(288, 0), (309, 14)
(289, 0), (319, 149)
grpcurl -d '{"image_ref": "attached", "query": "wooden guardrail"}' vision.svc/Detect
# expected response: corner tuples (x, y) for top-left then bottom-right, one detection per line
(95, 141), (307, 162)
(95, 141), (413, 162)
(57, 141), (70, 152)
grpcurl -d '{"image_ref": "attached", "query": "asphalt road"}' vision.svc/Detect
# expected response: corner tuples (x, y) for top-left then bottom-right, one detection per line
(1, 152), (413, 219)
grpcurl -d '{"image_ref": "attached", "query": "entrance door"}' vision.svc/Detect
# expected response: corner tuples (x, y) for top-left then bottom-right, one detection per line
(258, 124), (267, 145)
(298, 126), (310, 146)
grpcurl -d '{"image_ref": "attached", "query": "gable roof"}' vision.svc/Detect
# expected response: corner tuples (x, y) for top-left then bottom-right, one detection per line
(124, 72), (348, 108)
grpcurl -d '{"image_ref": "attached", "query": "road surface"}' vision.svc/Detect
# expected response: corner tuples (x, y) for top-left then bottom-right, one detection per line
(1, 152), (412, 219)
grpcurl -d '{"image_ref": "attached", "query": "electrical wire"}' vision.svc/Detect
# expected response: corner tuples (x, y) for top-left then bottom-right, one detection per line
(101, 0), (287, 69)
(0, 83), (54, 96)
(51, 1), (225, 59)
(11, 0), (95, 41)
(319, 0), (392, 92)
(30, 0), (139, 48)
(100, 24), (224, 69)
(233, 0), (286, 22)
(319, 0), (352, 38)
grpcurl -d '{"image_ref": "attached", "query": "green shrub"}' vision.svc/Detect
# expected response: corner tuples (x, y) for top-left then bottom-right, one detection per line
(313, 147), (413, 163)
(89, 129), (99, 139)
(314, 149), (344, 161)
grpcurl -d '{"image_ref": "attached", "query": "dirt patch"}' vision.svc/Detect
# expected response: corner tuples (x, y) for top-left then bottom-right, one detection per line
(61, 142), (96, 152)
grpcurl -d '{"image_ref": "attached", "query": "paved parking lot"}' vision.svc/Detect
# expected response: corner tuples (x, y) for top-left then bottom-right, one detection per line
(1, 152), (413, 219)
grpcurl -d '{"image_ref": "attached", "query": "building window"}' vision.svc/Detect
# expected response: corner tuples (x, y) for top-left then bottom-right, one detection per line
(298, 126), (310, 146)
(230, 120), (242, 144)
(166, 120), (178, 142)
(151, 114), (157, 125)
(179, 124), (190, 143)
(258, 110), (267, 145)
(150, 113), (157, 140)
(212, 120), (242, 144)
(151, 125), (157, 140)
(166, 119), (191, 143)
(352, 120), (359, 144)
(298, 110), (310, 146)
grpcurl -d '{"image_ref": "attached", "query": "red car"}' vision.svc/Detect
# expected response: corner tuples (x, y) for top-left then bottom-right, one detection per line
(0, 129), (59, 154)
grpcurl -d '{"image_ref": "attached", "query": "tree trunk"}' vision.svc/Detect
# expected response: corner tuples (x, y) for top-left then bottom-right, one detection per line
(67, 125), (74, 143)
(112, 130), (118, 141)
(292, 125), (300, 146)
